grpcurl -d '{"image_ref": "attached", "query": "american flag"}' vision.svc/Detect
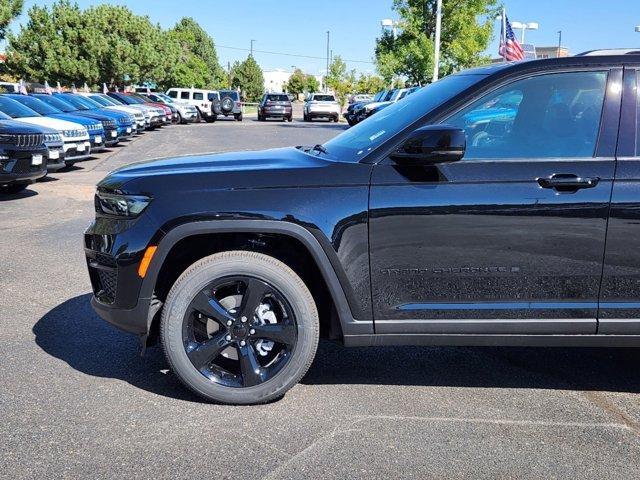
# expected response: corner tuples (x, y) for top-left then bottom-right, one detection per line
(18, 79), (28, 95)
(499, 10), (524, 61)
(44, 80), (53, 95)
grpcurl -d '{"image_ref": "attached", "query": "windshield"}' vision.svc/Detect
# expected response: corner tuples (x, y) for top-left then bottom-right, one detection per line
(76, 95), (103, 109)
(89, 95), (113, 107)
(312, 95), (335, 102)
(323, 74), (484, 162)
(372, 91), (386, 102)
(0, 96), (41, 118)
(8, 95), (61, 115)
(153, 93), (173, 103)
(99, 94), (123, 106)
(54, 94), (90, 110)
(117, 95), (143, 105)
(128, 93), (151, 103)
(34, 94), (78, 112)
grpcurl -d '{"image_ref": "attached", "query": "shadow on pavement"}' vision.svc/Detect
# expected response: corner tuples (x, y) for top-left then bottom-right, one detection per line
(0, 187), (38, 200)
(33, 293), (203, 402)
(33, 293), (640, 398)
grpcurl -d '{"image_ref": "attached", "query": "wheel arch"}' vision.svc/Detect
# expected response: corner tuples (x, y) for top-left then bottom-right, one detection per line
(141, 220), (370, 344)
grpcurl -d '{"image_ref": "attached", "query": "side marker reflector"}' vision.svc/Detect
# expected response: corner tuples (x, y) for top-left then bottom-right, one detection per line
(138, 246), (157, 278)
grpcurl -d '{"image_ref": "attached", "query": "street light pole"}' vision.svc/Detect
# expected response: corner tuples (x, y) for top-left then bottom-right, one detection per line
(250, 39), (256, 56)
(432, 0), (442, 82)
(325, 30), (330, 92)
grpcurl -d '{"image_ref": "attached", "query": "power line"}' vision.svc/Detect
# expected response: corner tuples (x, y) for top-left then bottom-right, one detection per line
(216, 44), (375, 65)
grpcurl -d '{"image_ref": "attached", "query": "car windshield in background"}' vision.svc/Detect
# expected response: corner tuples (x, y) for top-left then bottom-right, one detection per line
(35, 94), (77, 112)
(55, 95), (90, 110)
(8, 95), (61, 115)
(0, 96), (40, 118)
(89, 95), (112, 106)
(267, 94), (289, 102)
(313, 95), (335, 102)
(322, 74), (484, 162)
(76, 96), (104, 109)
(154, 93), (173, 103)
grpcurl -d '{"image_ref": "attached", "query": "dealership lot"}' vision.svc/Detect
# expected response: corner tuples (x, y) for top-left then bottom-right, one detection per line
(1, 119), (640, 479)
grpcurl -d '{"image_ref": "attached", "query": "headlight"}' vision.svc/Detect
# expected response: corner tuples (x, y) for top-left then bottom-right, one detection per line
(0, 134), (17, 144)
(44, 133), (62, 142)
(95, 192), (151, 217)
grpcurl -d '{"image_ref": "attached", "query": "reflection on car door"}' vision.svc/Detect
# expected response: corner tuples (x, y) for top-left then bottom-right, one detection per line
(369, 68), (621, 335)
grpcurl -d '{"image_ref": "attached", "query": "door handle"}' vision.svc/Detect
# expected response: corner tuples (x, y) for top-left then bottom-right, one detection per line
(537, 174), (599, 190)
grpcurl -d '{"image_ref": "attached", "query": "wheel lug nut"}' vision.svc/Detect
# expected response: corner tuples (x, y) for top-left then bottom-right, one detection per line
(226, 320), (232, 326)
(249, 329), (255, 335)
(225, 335), (231, 341)
(240, 340), (246, 346)
(241, 316), (247, 323)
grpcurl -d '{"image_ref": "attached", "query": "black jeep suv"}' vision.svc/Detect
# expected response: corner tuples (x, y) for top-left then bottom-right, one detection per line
(0, 117), (53, 194)
(85, 53), (640, 404)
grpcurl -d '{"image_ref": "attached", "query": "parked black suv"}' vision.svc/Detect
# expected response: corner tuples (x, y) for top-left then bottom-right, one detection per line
(85, 53), (640, 404)
(257, 93), (292, 122)
(0, 118), (52, 194)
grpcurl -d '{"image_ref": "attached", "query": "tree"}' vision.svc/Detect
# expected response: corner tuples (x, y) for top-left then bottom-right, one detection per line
(325, 56), (355, 108)
(305, 75), (319, 93)
(0, 0), (22, 40)
(375, 0), (498, 84)
(355, 73), (387, 94)
(283, 68), (307, 96)
(231, 55), (264, 102)
(168, 17), (226, 89)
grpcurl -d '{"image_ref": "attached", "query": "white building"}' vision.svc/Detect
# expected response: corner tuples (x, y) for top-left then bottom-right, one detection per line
(263, 69), (291, 93)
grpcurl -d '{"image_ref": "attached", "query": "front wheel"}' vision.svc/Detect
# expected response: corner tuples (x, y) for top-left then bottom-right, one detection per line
(161, 251), (319, 405)
(176, 112), (183, 124)
(235, 113), (243, 122)
(205, 115), (216, 123)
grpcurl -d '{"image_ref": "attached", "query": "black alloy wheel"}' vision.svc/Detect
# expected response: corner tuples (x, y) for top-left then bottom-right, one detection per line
(161, 251), (319, 404)
(183, 276), (297, 388)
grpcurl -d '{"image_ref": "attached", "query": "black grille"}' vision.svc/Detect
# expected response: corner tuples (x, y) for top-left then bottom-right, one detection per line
(96, 269), (117, 304)
(2, 157), (40, 174)
(95, 252), (117, 268)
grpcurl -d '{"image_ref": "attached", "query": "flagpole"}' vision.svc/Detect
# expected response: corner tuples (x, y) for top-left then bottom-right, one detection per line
(502, 8), (507, 62)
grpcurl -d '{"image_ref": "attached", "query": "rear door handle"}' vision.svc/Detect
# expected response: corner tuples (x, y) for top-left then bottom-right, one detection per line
(537, 174), (599, 190)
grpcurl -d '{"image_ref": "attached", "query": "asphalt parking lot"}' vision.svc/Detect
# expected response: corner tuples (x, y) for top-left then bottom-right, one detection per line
(1, 117), (640, 479)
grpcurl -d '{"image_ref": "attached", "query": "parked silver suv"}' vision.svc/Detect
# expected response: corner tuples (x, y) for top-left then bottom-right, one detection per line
(212, 90), (242, 121)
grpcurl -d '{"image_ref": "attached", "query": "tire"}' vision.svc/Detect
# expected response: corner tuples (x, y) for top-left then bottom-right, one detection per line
(176, 112), (183, 124)
(195, 109), (202, 122)
(220, 96), (234, 114)
(0, 183), (28, 194)
(235, 113), (243, 122)
(287, 116), (292, 122)
(161, 250), (319, 405)
(333, 116), (339, 123)
(205, 115), (216, 123)
(257, 113), (263, 121)
(303, 113), (309, 122)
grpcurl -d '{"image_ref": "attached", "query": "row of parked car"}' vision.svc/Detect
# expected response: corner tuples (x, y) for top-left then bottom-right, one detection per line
(0, 89), (200, 194)
(343, 87), (421, 126)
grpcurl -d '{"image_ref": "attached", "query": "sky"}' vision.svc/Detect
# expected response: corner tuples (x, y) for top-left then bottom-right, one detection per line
(6, 0), (640, 76)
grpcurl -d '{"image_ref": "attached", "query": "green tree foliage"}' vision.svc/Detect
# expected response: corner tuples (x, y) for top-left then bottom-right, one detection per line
(231, 55), (264, 102)
(375, 0), (498, 84)
(355, 73), (387, 94)
(284, 68), (319, 96)
(0, 0), (22, 40)
(5, 1), (224, 90)
(325, 56), (356, 108)
(166, 17), (226, 89)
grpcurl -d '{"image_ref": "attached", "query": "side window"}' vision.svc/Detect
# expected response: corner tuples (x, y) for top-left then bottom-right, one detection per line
(193, 92), (204, 101)
(445, 71), (607, 159)
(180, 91), (189, 100)
(168, 90), (177, 99)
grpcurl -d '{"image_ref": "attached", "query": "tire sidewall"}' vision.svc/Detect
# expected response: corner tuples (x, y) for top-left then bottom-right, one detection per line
(162, 251), (319, 404)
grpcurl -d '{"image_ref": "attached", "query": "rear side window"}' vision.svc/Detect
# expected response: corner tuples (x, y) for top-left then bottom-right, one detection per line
(193, 92), (203, 101)
(220, 91), (239, 100)
(445, 71), (607, 159)
(168, 90), (177, 98)
(180, 91), (189, 100)
(207, 92), (219, 101)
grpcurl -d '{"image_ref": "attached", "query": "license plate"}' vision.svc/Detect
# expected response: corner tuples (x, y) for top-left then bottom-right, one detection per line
(31, 154), (43, 166)
(95, 136), (102, 144)
(77, 143), (85, 152)
(49, 150), (59, 160)
(126, 127), (132, 133)
(111, 131), (117, 138)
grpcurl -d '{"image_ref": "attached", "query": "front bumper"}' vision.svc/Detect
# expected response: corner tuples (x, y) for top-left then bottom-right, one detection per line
(90, 132), (106, 152)
(0, 148), (48, 185)
(63, 140), (92, 163)
(117, 125), (134, 139)
(46, 146), (66, 171)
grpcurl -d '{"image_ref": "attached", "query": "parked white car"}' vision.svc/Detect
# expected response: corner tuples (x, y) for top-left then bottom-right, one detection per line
(142, 92), (198, 123)
(303, 93), (341, 122)
(0, 95), (90, 163)
(165, 87), (219, 122)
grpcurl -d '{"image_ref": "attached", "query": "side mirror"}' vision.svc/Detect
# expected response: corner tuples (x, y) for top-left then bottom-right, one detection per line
(390, 125), (466, 165)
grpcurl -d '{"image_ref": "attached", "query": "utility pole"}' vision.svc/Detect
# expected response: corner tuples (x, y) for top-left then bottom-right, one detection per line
(325, 31), (330, 92)
(250, 39), (256, 57)
(432, 0), (442, 82)
(557, 30), (562, 57)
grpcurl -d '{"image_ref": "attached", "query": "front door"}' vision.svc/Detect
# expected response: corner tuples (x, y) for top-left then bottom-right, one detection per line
(370, 68), (621, 335)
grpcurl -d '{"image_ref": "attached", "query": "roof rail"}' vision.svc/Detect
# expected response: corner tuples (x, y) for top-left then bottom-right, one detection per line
(576, 48), (640, 56)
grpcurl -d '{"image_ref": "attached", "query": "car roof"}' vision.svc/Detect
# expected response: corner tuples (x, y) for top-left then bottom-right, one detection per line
(456, 54), (640, 78)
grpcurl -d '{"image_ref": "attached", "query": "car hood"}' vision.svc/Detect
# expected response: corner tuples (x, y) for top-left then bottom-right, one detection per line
(100, 147), (370, 193)
(0, 119), (57, 134)
(13, 116), (85, 130)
